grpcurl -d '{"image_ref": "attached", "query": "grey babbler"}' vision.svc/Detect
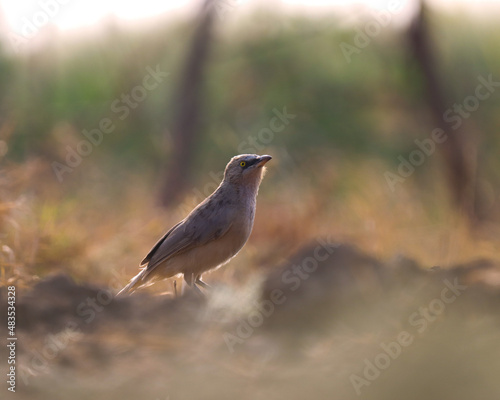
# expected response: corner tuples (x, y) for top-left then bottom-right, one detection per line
(118, 154), (272, 296)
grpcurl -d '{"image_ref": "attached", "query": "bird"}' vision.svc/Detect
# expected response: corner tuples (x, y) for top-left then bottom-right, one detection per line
(117, 154), (272, 296)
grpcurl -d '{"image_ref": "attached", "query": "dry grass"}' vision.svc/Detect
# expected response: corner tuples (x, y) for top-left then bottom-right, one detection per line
(2, 153), (500, 292)
(4, 154), (500, 400)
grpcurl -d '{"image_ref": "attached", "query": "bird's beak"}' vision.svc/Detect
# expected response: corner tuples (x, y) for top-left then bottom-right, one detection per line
(256, 155), (272, 167)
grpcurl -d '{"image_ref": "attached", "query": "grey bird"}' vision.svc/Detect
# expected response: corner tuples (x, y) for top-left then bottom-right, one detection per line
(118, 154), (272, 296)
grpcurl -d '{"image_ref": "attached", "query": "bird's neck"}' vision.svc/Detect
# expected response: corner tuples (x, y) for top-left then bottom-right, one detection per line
(221, 173), (262, 203)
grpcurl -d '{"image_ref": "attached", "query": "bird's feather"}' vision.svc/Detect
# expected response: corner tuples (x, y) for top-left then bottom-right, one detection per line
(140, 220), (184, 266)
(143, 199), (235, 273)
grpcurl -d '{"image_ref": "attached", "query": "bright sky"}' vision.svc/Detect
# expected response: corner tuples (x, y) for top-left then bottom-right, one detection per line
(0, 0), (499, 37)
(1, 0), (192, 32)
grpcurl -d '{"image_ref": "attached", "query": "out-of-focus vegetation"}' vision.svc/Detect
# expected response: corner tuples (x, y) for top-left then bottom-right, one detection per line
(4, 5), (500, 400)
(1, 7), (500, 289)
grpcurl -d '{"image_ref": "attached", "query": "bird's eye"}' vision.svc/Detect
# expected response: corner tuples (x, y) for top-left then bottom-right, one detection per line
(240, 161), (246, 167)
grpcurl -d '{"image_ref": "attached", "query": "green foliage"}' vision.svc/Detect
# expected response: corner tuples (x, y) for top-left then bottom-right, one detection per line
(1, 11), (500, 179)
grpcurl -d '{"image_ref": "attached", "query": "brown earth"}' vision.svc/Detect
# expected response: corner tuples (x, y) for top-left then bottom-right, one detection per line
(3, 241), (500, 400)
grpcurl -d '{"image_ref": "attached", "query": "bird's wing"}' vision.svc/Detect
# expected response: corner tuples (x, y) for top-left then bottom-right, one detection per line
(140, 220), (184, 266)
(142, 203), (234, 272)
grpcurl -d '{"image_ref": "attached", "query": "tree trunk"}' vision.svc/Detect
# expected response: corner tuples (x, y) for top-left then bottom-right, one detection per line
(408, 1), (479, 223)
(158, 0), (216, 207)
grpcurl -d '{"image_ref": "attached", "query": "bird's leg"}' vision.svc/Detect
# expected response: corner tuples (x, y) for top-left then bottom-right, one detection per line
(192, 275), (210, 296)
(192, 283), (205, 297)
(195, 277), (211, 290)
(185, 273), (205, 297)
(173, 280), (178, 298)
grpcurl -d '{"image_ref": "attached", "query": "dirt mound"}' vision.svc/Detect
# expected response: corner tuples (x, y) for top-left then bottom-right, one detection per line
(4, 241), (500, 400)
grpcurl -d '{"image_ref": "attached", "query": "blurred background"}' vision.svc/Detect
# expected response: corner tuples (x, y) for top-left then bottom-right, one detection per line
(2, 1), (500, 398)
(2, 0), (500, 288)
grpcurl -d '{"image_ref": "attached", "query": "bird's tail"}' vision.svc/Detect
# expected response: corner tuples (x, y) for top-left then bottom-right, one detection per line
(116, 268), (148, 296)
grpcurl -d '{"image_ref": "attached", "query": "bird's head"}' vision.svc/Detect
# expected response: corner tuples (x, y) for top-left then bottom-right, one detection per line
(223, 154), (272, 188)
